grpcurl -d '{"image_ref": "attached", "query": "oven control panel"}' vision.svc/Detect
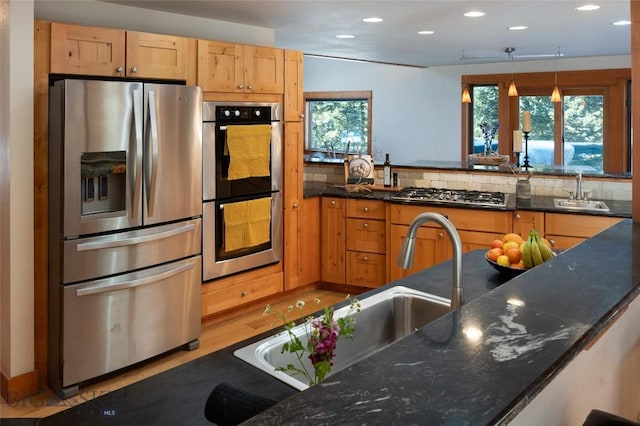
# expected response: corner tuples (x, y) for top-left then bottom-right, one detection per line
(216, 106), (272, 124)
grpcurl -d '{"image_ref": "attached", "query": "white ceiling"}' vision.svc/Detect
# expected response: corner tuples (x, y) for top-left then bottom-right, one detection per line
(103, 0), (631, 67)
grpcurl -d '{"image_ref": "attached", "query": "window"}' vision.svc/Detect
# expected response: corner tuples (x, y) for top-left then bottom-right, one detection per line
(304, 91), (372, 158)
(471, 85), (499, 154)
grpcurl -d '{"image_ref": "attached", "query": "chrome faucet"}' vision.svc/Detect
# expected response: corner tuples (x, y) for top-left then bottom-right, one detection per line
(575, 172), (583, 200)
(397, 212), (464, 309)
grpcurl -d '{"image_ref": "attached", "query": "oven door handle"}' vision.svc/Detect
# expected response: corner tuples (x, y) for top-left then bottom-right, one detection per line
(75, 262), (195, 296)
(75, 224), (196, 252)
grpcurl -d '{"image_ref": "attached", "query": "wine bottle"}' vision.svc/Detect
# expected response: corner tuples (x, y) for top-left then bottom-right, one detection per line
(383, 153), (391, 187)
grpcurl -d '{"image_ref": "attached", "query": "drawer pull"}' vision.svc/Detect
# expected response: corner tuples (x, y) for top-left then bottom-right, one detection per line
(362, 256), (369, 262)
(241, 290), (248, 297)
(516, 214), (521, 219)
(330, 200), (336, 206)
(363, 207), (369, 212)
(438, 232), (444, 238)
(363, 223), (369, 228)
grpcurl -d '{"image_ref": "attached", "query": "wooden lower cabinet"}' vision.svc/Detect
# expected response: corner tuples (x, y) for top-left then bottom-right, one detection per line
(321, 197), (346, 284)
(346, 252), (386, 287)
(544, 213), (622, 250)
(388, 204), (513, 280)
(513, 210), (545, 239)
(345, 199), (386, 288)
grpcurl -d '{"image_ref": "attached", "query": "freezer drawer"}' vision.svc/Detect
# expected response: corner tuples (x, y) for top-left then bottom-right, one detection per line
(58, 256), (202, 389)
(62, 218), (201, 284)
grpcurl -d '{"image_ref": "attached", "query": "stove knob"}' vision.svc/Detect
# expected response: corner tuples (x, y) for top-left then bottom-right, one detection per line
(234, 110), (241, 117)
(255, 110), (261, 117)
(224, 110), (231, 117)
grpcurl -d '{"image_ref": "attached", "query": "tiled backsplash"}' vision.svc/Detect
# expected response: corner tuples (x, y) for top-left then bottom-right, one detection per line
(304, 163), (632, 201)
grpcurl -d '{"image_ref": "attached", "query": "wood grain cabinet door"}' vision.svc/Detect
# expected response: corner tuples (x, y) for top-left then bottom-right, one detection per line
(197, 40), (244, 92)
(125, 31), (188, 80)
(321, 198), (346, 284)
(244, 45), (284, 94)
(284, 50), (304, 121)
(50, 22), (125, 76)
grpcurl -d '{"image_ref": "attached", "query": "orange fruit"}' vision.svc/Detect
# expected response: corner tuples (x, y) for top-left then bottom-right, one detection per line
(505, 247), (522, 264)
(503, 241), (520, 252)
(496, 255), (510, 267)
(511, 262), (525, 269)
(490, 239), (504, 249)
(486, 248), (503, 262)
(503, 233), (524, 245)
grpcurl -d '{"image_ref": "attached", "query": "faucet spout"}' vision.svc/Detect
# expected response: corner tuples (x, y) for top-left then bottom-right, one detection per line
(397, 212), (464, 309)
(576, 172), (583, 200)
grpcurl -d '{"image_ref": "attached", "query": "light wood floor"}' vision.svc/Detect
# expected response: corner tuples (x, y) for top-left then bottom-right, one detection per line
(1, 286), (352, 419)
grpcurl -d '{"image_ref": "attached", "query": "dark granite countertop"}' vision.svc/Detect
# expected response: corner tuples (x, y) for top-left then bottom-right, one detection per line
(303, 181), (633, 218)
(245, 219), (640, 425)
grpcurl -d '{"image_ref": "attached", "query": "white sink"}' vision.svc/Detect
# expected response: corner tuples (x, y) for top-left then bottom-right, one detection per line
(553, 198), (610, 212)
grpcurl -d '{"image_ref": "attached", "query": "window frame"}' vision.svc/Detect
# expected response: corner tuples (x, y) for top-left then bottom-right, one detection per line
(461, 68), (631, 174)
(303, 90), (373, 156)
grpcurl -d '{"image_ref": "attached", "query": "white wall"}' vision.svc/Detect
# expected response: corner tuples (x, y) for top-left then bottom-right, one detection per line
(1, 0), (35, 379)
(304, 55), (631, 165)
(34, 0), (275, 47)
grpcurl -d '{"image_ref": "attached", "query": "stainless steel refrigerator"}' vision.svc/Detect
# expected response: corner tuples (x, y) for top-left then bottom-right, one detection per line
(48, 79), (203, 398)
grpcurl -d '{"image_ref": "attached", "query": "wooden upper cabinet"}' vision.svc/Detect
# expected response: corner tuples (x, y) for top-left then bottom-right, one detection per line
(197, 40), (284, 94)
(50, 22), (125, 76)
(284, 50), (304, 121)
(125, 31), (189, 80)
(50, 23), (190, 80)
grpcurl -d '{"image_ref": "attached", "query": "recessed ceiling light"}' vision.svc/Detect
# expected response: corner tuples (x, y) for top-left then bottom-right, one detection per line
(363, 17), (383, 23)
(575, 4), (601, 11)
(612, 20), (631, 26)
(508, 25), (528, 31)
(418, 30), (435, 35)
(336, 34), (355, 39)
(464, 11), (486, 17)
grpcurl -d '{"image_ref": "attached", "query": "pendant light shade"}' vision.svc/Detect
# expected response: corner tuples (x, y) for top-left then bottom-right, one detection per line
(505, 47), (518, 97)
(508, 79), (519, 96)
(461, 86), (471, 103)
(551, 85), (561, 102)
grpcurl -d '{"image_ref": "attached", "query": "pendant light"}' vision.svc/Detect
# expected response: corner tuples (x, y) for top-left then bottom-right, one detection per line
(551, 48), (561, 103)
(505, 47), (518, 96)
(461, 51), (471, 103)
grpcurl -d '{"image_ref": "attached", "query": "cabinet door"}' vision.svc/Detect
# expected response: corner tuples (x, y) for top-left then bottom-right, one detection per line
(125, 31), (189, 80)
(244, 45), (284, 94)
(321, 198), (346, 284)
(346, 218), (386, 253)
(513, 210), (545, 239)
(283, 122), (304, 290)
(50, 22), (125, 76)
(389, 224), (447, 281)
(284, 50), (304, 121)
(197, 40), (244, 92)
(347, 252), (386, 288)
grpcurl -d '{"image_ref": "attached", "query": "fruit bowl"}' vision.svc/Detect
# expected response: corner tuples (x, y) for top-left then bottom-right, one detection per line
(485, 254), (527, 278)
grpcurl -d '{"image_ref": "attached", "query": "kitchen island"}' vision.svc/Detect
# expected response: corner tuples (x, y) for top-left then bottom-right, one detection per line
(243, 219), (639, 425)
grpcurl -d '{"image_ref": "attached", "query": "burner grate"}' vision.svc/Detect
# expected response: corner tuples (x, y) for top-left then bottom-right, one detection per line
(391, 187), (508, 207)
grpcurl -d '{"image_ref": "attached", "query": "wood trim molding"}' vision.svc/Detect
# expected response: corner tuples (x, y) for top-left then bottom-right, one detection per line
(1, 369), (39, 404)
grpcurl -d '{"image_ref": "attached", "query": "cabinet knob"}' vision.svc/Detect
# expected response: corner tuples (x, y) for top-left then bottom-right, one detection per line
(549, 239), (556, 247)
(299, 114), (305, 118)
(293, 203), (298, 209)
(362, 256), (368, 262)
(247, 84), (253, 90)
(238, 84), (244, 89)
(515, 214), (521, 219)
(116, 66), (124, 74)
(438, 232), (444, 238)
(363, 207), (369, 212)
(241, 290), (248, 297)
(363, 223), (369, 228)
(130, 66), (137, 74)
(330, 200), (336, 206)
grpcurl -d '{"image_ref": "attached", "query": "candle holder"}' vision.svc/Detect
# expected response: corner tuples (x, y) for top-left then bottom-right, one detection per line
(522, 131), (531, 170)
(514, 151), (521, 167)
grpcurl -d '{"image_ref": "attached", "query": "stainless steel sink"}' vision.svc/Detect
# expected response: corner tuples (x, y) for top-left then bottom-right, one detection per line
(234, 286), (451, 390)
(553, 198), (610, 212)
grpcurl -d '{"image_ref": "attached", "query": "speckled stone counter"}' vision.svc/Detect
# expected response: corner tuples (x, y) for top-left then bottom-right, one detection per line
(244, 220), (640, 425)
(303, 181), (633, 218)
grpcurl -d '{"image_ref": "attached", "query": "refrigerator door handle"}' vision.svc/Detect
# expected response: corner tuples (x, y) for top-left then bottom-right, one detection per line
(146, 90), (159, 217)
(75, 223), (196, 252)
(75, 262), (196, 297)
(132, 89), (143, 219)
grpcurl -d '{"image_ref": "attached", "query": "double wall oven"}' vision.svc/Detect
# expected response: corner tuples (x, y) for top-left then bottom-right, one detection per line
(202, 102), (283, 280)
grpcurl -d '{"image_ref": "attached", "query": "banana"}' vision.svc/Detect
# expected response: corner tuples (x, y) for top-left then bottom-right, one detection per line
(521, 240), (534, 269)
(529, 234), (544, 266)
(536, 234), (555, 261)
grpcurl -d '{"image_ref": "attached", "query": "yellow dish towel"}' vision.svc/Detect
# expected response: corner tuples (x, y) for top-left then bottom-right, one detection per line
(226, 124), (272, 180)
(223, 197), (272, 251)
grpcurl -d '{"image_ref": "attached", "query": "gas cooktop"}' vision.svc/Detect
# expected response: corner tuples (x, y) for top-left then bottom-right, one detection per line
(391, 187), (509, 208)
